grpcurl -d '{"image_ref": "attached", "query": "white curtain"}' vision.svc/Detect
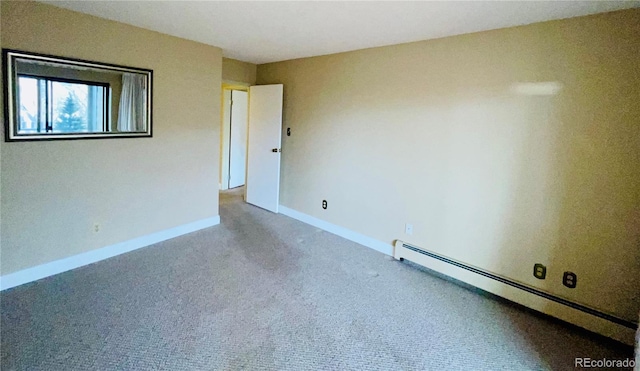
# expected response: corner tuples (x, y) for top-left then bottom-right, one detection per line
(117, 73), (146, 132)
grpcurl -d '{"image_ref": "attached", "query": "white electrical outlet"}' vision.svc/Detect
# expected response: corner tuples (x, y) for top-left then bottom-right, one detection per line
(405, 223), (413, 235)
(93, 223), (100, 233)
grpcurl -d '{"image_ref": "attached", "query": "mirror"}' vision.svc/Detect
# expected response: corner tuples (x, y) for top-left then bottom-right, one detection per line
(3, 49), (152, 141)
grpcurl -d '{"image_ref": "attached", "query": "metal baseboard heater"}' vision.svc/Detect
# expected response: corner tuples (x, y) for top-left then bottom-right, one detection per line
(393, 240), (638, 345)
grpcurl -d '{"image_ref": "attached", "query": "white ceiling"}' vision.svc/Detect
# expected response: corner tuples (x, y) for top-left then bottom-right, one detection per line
(43, 1), (640, 64)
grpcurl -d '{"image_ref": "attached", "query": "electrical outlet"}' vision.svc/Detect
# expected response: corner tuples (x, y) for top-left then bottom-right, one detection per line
(563, 271), (577, 288)
(93, 223), (100, 233)
(405, 223), (413, 235)
(322, 200), (327, 209)
(533, 263), (546, 279)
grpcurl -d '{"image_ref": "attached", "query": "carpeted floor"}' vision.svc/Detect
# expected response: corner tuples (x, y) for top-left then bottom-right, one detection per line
(1, 187), (633, 370)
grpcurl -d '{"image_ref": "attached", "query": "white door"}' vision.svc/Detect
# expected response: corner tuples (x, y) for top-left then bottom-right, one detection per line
(220, 90), (231, 190)
(228, 90), (248, 188)
(246, 84), (283, 213)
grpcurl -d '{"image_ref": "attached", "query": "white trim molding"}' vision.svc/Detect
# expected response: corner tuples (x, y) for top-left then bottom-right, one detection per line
(0, 216), (221, 291)
(278, 205), (393, 256)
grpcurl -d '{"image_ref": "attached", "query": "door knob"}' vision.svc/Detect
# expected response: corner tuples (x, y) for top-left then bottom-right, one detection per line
(271, 148), (281, 152)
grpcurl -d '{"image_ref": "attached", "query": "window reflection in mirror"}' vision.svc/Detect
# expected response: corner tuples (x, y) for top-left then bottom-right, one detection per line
(3, 50), (152, 141)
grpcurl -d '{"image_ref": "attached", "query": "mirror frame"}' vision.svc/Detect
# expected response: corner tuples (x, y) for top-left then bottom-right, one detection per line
(3, 49), (153, 142)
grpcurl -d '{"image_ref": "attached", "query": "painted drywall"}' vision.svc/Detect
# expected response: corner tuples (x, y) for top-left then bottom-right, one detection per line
(222, 57), (256, 85)
(257, 9), (640, 323)
(1, 1), (222, 275)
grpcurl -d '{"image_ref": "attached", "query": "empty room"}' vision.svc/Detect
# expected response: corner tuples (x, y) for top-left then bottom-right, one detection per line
(1, 1), (639, 370)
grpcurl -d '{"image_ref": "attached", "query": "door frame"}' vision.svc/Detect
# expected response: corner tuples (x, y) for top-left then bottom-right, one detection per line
(220, 83), (249, 191)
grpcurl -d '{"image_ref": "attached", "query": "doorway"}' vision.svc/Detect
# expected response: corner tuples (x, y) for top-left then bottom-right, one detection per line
(219, 83), (284, 213)
(220, 86), (249, 190)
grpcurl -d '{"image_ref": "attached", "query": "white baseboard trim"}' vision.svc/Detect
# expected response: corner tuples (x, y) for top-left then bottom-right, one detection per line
(0, 215), (221, 291)
(278, 205), (393, 256)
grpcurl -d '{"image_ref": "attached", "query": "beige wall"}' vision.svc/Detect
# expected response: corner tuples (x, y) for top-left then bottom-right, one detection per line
(222, 57), (256, 85)
(0, 1), (222, 274)
(257, 9), (640, 322)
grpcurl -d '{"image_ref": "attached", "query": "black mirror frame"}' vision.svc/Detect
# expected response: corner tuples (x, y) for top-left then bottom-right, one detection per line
(3, 49), (153, 142)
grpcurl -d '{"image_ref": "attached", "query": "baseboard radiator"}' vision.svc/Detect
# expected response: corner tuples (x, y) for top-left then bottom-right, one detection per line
(393, 240), (637, 345)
